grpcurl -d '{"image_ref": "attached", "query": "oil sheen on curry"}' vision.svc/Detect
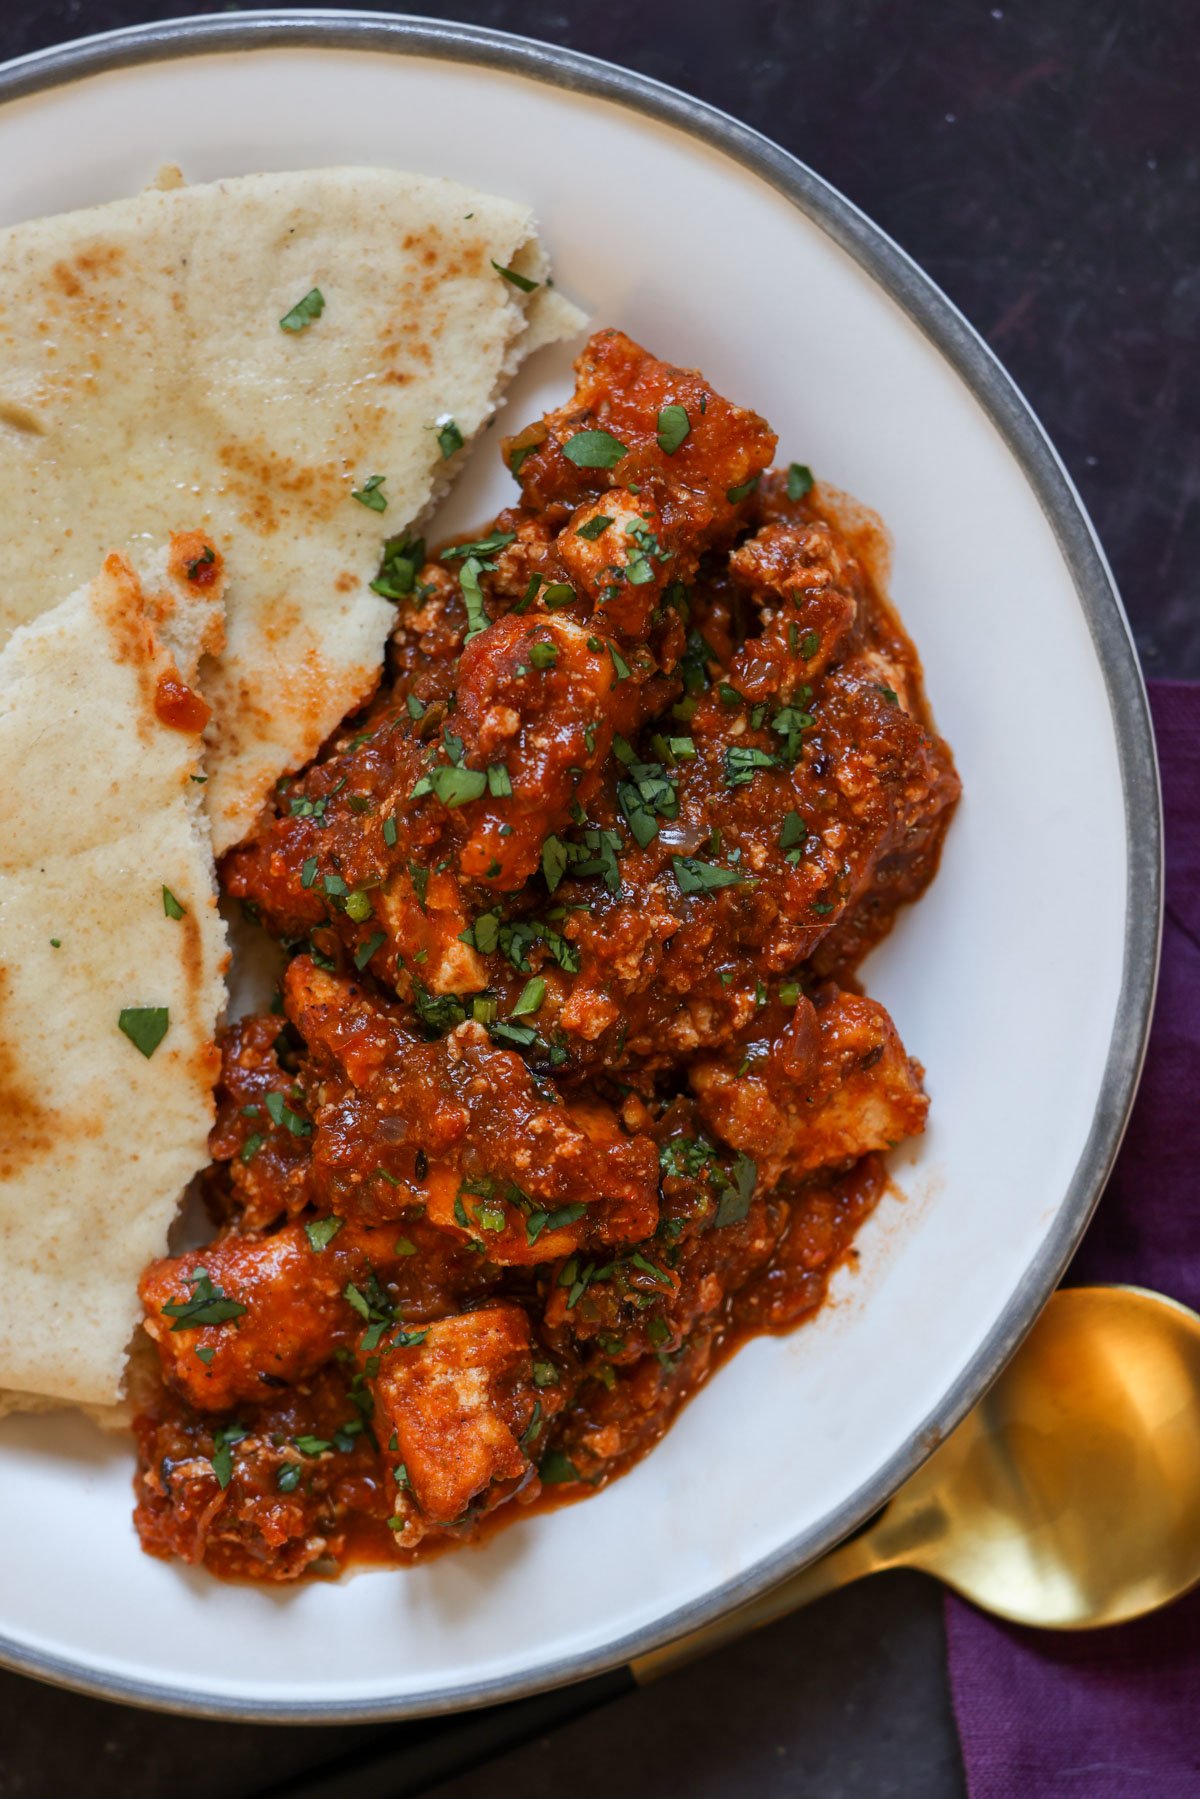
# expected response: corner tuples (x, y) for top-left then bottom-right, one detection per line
(133, 330), (960, 1581)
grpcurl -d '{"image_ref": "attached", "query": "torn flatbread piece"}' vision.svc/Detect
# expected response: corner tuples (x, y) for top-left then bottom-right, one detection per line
(0, 166), (583, 851)
(0, 537), (228, 1408)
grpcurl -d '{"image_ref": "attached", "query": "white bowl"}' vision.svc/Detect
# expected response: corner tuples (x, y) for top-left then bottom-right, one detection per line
(0, 11), (1160, 1721)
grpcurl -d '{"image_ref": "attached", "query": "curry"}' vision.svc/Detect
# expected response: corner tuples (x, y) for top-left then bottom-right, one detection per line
(133, 329), (960, 1580)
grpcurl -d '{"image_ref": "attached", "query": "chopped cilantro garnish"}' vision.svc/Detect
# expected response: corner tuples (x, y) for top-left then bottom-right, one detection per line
(118, 1006), (169, 1058)
(488, 1018), (538, 1050)
(608, 643), (632, 682)
(264, 1090), (313, 1137)
(276, 1463), (302, 1494)
(351, 473), (388, 512)
(459, 555), (490, 640)
(800, 628), (821, 659)
(240, 1133), (264, 1163)
(437, 418), (464, 459)
(422, 765), (488, 808)
(383, 816), (398, 848)
(726, 475), (761, 503)
(210, 1421), (249, 1489)
(512, 976), (546, 1016)
(294, 1435), (331, 1457)
(562, 428), (627, 469)
(161, 886), (186, 920)
(305, 1216), (344, 1252)
(371, 531), (425, 601)
(576, 514), (614, 541)
(163, 1269), (247, 1333)
(300, 857), (318, 889)
(542, 834), (569, 893)
(279, 288), (325, 332)
(539, 1449), (581, 1484)
(787, 462), (814, 500)
(441, 529), (517, 561)
(671, 857), (746, 895)
(656, 404), (690, 454)
(724, 744), (776, 787)
(491, 259), (540, 292)
(487, 763), (513, 798)
(714, 1153), (757, 1228)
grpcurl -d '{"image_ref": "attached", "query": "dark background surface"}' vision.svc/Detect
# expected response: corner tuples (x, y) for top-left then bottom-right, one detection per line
(0, 3), (1195, 1796)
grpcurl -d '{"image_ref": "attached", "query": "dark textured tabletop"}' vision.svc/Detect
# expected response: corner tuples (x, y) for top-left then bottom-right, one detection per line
(0, 3), (1194, 1796)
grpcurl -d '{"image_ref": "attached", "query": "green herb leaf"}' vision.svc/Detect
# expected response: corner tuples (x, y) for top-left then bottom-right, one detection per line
(539, 1449), (581, 1484)
(671, 857), (746, 896)
(799, 628), (821, 659)
(210, 1421), (249, 1489)
(492, 259), (540, 292)
(441, 529), (517, 560)
(305, 1216), (344, 1252)
(542, 582), (575, 609)
(525, 1201), (587, 1245)
(512, 976), (546, 1016)
(437, 419), (464, 459)
(487, 1018), (539, 1053)
(162, 886), (186, 920)
(300, 857), (318, 890)
(279, 288), (325, 332)
(118, 1006), (169, 1058)
(724, 744), (776, 788)
(264, 1090), (313, 1137)
(276, 1463), (302, 1493)
(240, 1132), (264, 1163)
(715, 1153), (757, 1228)
(427, 764), (487, 808)
(294, 1435), (331, 1457)
(163, 1269), (248, 1333)
(608, 643), (632, 682)
(354, 931), (387, 971)
(576, 514), (614, 541)
(786, 462), (814, 501)
(351, 473), (388, 512)
(371, 531), (426, 600)
(562, 429), (628, 469)
(542, 834), (569, 893)
(656, 404), (690, 454)
(780, 811), (807, 851)
(487, 763), (513, 798)
(726, 475), (761, 504)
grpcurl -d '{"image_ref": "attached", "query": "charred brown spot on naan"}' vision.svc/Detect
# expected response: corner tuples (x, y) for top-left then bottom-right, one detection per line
(0, 398), (45, 434)
(0, 967), (60, 1178)
(96, 552), (160, 739)
(216, 440), (354, 535)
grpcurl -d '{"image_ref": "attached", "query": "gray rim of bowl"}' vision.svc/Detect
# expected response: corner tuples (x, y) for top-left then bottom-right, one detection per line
(0, 7), (1163, 1725)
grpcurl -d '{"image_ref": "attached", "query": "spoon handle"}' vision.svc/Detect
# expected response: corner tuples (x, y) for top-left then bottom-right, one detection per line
(631, 1527), (896, 1683)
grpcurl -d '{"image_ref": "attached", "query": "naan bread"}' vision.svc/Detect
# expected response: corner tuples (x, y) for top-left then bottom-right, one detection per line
(0, 538), (228, 1408)
(0, 167), (583, 852)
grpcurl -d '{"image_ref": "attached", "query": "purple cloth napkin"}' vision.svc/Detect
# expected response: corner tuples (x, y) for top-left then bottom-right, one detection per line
(946, 678), (1200, 1797)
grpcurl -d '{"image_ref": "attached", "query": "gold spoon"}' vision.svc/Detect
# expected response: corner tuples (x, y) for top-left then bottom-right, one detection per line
(635, 1284), (1200, 1682)
(274, 1286), (1200, 1798)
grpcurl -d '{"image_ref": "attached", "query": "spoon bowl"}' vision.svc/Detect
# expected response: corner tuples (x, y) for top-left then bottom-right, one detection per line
(635, 1286), (1200, 1679)
(878, 1285), (1200, 1627)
